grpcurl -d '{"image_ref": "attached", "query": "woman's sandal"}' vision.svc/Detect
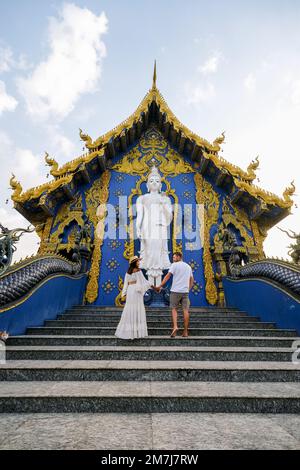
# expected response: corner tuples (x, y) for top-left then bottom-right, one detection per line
(170, 327), (179, 338)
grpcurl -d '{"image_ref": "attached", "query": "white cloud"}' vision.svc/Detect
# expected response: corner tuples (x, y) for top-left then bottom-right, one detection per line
(13, 149), (41, 186)
(199, 55), (220, 75)
(244, 73), (256, 92)
(15, 54), (32, 72)
(185, 81), (216, 105)
(53, 134), (75, 158)
(17, 3), (108, 120)
(49, 129), (75, 159)
(0, 45), (14, 73)
(0, 130), (44, 191)
(0, 131), (45, 259)
(289, 79), (300, 105)
(0, 43), (31, 74)
(0, 80), (18, 115)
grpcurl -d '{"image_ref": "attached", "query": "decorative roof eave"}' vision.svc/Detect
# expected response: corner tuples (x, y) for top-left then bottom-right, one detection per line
(234, 179), (296, 210)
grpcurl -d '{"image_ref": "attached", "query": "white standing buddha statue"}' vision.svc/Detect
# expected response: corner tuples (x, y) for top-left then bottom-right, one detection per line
(136, 166), (173, 286)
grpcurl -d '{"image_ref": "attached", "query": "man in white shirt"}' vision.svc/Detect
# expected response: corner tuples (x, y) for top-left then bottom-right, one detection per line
(156, 252), (194, 337)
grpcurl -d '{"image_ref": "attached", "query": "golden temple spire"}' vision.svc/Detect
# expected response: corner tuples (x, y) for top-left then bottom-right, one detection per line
(152, 60), (157, 89)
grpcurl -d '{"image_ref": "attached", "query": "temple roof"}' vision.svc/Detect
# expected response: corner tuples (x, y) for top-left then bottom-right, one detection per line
(10, 63), (295, 229)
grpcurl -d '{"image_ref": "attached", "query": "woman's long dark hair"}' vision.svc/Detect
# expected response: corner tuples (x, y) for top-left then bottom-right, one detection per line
(127, 260), (139, 274)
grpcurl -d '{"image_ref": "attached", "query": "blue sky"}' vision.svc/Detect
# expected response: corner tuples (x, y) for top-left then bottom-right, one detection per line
(0, 0), (299, 259)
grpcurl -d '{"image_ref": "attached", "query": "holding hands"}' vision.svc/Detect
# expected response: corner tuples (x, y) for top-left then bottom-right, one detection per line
(151, 285), (162, 293)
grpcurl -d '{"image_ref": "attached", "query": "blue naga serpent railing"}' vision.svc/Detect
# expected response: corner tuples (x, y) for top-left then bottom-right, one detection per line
(0, 253), (83, 308)
(0, 219), (92, 310)
(228, 250), (300, 299)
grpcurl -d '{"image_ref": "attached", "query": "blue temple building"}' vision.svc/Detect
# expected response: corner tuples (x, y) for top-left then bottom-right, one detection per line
(1, 67), (299, 334)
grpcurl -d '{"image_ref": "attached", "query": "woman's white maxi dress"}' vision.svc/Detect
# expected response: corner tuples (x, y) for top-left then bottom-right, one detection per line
(115, 270), (151, 339)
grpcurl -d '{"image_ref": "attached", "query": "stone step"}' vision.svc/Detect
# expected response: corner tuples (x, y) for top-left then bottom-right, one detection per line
(65, 307), (248, 313)
(1, 381), (299, 413)
(25, 327), (297, 337)
(68, 306), (243, 313)
(59, 313), (258, 321)
(44, 320), (275, 329)
(1, 360), (300, 382)
(5, 346), (295, 361)
(8, 335), (299, 348)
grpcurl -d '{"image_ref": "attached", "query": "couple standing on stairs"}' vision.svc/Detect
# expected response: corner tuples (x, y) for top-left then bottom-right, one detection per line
(115, 252), (194, 340)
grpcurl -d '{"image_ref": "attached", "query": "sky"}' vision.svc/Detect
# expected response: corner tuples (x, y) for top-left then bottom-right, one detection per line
(0, 0), (299, 261)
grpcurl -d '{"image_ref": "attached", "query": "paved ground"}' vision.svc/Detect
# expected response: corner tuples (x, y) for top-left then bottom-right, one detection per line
(0, 413), (299, 450)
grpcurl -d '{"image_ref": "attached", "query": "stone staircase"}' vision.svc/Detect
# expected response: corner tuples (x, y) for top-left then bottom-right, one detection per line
(1, 306), (300, 413)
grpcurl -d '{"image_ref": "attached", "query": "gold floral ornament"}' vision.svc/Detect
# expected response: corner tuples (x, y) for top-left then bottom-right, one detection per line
(112, 129), (195, 177)
(194, 173), (218, 305)
(85, 170), (111, 304)
(115, 275), (126, 306)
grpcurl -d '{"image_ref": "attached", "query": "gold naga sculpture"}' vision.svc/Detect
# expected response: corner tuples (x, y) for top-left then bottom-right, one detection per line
(282, 180), (296, 205)
(212, 131), (226, 152)
(246, 155), (260, 183)
(278, 226), (300, 265)
(45, 152), (59, 178)
(10, 174), (23, 202)
(79, 128), (93, 147)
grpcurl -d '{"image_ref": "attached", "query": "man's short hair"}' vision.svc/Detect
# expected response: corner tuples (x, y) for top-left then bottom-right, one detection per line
(173, 252), (182, 258)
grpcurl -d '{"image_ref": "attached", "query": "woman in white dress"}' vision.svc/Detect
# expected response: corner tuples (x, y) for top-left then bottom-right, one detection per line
(115, 256), (152, 339)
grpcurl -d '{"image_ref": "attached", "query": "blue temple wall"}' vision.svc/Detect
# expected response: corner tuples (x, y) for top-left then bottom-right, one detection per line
(223, 277), (300, 334)
(0, 274), (86, 336)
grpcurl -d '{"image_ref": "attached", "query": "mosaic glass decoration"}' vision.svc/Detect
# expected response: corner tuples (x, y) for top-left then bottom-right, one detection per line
(183, 190), (192, 200)
(114, 189), (125, 197)
(181, 175), (192, 185)
(108, 240), (122, 250)
(191, 282), (202, 295)
(115, 174), (125, 183)
(102, 280), (116, 294)
(106, 258), (120, 272)
(189, 259), (200, 271)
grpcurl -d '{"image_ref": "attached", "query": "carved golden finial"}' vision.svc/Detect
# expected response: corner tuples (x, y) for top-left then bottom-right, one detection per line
(283, 180), (296, 205)
(246, 155), (260, 182)
(79, 128), (93, 147)
(45, 152), (59, 176)
(247, 155), (260, 172)
(10, 173), (23, 202)
(213, 131), (225, 151)
(152, 60), (157, 89)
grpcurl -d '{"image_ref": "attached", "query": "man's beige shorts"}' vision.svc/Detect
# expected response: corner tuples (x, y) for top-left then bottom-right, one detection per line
(170, 292), (190, 309)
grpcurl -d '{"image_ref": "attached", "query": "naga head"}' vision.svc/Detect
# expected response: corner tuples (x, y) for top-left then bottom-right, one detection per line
(283, 180), (296, 202)
(9, 174), (23, 202)
(247, 155), (260, 173)
(79, 128), (93, 147)
(213, 131), (226, 151)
